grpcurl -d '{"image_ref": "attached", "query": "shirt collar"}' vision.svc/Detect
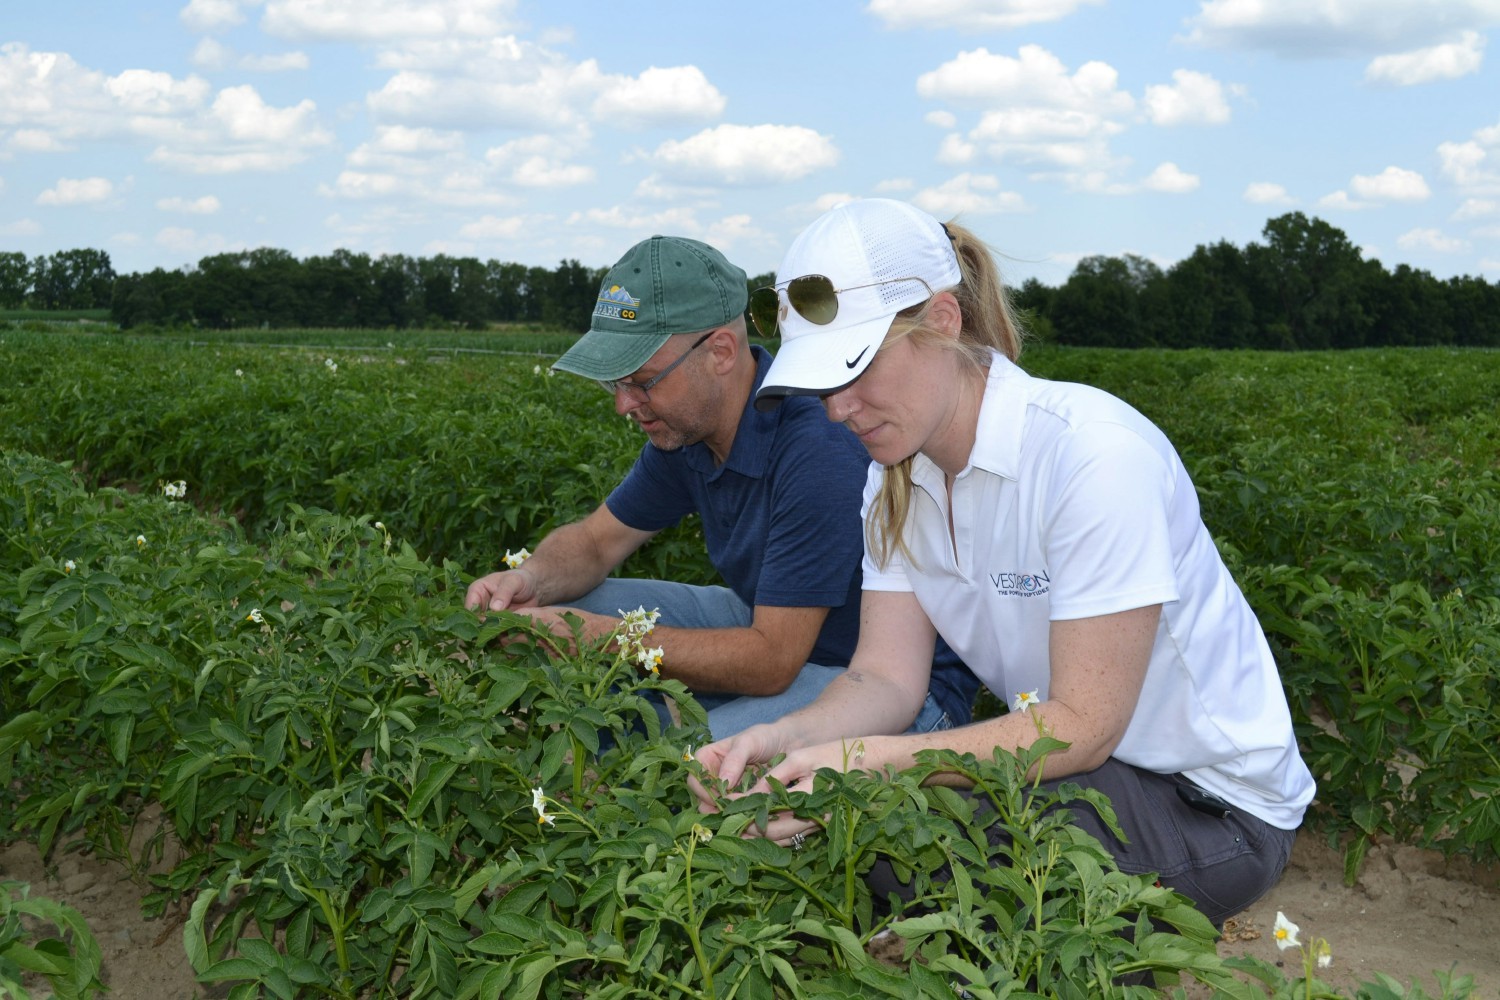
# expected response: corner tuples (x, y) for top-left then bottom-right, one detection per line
(910, 350), (1028, 490)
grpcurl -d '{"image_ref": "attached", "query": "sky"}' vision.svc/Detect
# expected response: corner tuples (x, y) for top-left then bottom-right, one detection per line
(3, 0), (1500, 290)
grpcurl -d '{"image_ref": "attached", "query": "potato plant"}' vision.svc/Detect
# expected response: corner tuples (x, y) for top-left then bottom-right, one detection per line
(2, 451), (1256, 997)
(1, 329), (1496, 997)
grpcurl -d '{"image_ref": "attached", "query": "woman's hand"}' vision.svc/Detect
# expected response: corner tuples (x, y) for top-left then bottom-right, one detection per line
(693, 733), (874, 847)
(689, 723), (788, 813)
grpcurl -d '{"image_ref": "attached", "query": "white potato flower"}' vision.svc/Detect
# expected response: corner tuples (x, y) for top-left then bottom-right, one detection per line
(1273, 911), (1301, 951)
(531, 786), (556, 827)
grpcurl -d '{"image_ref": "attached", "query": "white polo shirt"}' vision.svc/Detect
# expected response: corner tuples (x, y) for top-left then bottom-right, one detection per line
(861, 353), (1315, 830)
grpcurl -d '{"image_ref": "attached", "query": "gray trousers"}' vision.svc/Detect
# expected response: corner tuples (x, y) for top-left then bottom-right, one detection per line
(869, 757), (1296, 927)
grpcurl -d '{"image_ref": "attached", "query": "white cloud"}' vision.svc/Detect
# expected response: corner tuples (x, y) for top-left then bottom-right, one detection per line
(240, 51), (310, 72)
(1317, 190), (1372, 210)
(937, 132), (977, 165)
(591, 66), (726, 127)
(192, 38), (231, 71)
(212, 85), (320, 142)
(1183, 0), (1500, 57)
(1069, 162), (1200, 195)
(650, 124), (839, 185)
(157, 195), (222, 214)
(1, 45), (328, 174)
(1140, 162), (1201, 192)
(1438, 117), (1500, 192)
(457, 213), (528, 240)
(1439, 139), (1491, 187)
(918, 46), (1137, 180)
(0, 218), (42, 236)
(810, 192), (859, 213)
(481, 130), (594, 187)
(1143, 69), (1232, 126)
(37, 176), (114, 205)
(180, 0), (250, 34)
(1243, 181), (1294, 204)
(355, 125), (467, 167)
(191, 37), (307, 72)
(918, 46), (1133, 114)
(367, 49), (605, 131)
(925, 110), (957, 129)
(106, 69), (212, 116)
(147, 85), (333, 172)
(320, 170), (402, 198)
(1453, 197), (1498, 219)
(1365, 30), (1485, 84)
(1397, 227), (1470, 253)
(511, 157), (595, 187)
(701, 213), (769, 250)
(567, 204), (701, 231)
(866, 0), (1104, 31)
(155, 225), (236, 257)
(261, 0), (513, 43)
(874, 178), (915, 193)
(1349, 165), (1430, 201)
(913, 172), (1028, 215)
(7, 129), (66, 152)
(317, 164), (516, 208)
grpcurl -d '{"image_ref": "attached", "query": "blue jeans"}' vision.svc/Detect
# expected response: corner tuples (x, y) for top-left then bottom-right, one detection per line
(570, 578), (952, 739)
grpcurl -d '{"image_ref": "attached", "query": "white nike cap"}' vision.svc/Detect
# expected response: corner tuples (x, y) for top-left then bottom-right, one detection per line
(755, 198), (962, 411)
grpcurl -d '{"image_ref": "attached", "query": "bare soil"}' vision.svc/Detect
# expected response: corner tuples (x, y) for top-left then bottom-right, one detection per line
(3, 830), (1496, 998)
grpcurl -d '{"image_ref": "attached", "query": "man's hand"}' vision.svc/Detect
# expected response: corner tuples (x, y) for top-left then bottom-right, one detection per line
(464, 568), (539, 612)
(507, 605), (620, 651)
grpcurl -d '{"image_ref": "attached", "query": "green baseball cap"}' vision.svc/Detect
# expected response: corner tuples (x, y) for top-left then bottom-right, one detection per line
(552, 235), (748, 381)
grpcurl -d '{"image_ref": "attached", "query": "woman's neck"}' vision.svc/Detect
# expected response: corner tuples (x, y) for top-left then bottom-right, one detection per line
(924, 362), (988, 478)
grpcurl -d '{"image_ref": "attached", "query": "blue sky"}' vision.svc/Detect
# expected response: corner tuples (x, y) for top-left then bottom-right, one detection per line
(3, 0), (1499, 289)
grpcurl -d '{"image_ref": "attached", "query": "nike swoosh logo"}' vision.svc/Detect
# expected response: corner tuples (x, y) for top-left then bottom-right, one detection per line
(845, 346), (870, 369)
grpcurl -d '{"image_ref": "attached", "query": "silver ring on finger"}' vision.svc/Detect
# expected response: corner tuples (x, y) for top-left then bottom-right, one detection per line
(791, 832), (805, 851)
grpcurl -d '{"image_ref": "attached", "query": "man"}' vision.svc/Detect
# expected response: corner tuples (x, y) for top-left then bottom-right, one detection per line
(465, 234), (977, 737)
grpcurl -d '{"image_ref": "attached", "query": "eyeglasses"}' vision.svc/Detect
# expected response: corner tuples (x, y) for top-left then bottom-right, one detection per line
(748, 275), (934, 339)
(599, 331), (712, 403)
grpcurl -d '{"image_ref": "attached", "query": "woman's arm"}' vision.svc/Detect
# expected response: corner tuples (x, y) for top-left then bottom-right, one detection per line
(701, 601), (1161, 807)
(692, 589), (937, 800)
(841, 602), (1161, 786)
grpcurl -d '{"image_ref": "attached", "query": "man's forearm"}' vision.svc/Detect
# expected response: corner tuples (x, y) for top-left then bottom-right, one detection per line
(643, 623), (793, 696)
(520, 521), (616, 606)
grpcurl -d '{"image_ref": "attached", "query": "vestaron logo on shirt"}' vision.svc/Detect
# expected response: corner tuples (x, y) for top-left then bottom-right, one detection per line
(990, 570), (1050, 598)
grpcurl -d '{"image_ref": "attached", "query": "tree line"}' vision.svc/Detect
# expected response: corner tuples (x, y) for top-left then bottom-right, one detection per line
(5, 212), (1498, 348)
(1013, 212), (1500, 349)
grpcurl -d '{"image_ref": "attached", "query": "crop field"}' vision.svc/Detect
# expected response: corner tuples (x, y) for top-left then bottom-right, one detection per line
(2, 327), (1497, 998)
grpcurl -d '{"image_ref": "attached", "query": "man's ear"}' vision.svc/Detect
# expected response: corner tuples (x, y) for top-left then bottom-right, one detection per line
(706, 325), (740, 372)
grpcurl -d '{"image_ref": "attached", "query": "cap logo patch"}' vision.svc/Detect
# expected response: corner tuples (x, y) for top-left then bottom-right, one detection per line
(595, 284), (641, 322)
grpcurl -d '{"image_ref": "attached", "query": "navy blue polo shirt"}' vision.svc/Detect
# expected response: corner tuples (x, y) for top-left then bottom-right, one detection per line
(606, 347), (980, 723)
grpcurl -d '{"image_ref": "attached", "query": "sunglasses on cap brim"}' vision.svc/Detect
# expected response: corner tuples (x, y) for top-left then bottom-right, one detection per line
(748, 274), (934, 339)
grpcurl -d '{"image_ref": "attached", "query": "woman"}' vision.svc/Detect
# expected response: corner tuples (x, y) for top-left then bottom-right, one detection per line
(692, 198), (1315, 925)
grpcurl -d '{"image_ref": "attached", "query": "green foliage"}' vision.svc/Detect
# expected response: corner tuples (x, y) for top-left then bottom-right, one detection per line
(2, 334), (1498, 996)
(1038, 213), (1500, 349)
(0, 329), (708, 580)
(1, 453), (1236, 997)
(0, 881), (105, 1000)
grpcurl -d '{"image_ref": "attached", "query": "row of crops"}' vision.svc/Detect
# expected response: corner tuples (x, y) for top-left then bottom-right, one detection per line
(2, 327), (1495, 997)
